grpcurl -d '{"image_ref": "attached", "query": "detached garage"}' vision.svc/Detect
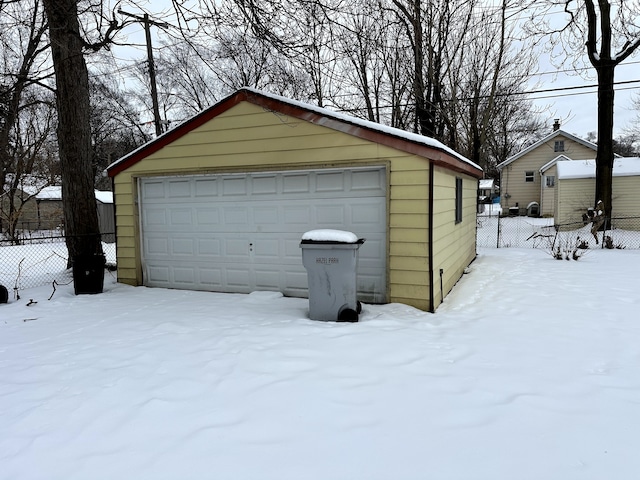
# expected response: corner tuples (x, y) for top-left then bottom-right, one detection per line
(107, 88), (482, 312)
(555, 157), (640, 230)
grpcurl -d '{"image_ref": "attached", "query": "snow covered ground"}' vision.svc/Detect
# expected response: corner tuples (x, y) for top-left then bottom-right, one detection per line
(2, 247), (639, 479)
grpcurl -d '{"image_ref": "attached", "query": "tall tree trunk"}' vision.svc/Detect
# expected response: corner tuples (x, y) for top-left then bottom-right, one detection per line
(594, 64), (615, 219)
(42, 0), (102, 260)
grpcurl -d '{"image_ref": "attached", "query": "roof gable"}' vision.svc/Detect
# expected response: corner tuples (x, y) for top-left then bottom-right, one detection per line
(539, 154), (573, 173)
(497, 130), (597, 170)
(107, 88), (482, 179)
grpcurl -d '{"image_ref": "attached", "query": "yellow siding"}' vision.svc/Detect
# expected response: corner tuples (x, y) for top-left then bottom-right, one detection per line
(113, 100), (479, 311)
(430, 167), (478, 310)
(501, 135), (595, 214)
(557, 175), (640, 230)
(540, 165), (557, 216)
(556, 178), (594, 227)
(388, 159), (430, 309)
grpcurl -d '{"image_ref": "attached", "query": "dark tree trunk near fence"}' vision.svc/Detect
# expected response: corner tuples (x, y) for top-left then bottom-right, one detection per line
(42, 0), (103, 262)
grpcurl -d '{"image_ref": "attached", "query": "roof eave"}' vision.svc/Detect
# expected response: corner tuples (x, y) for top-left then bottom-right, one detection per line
(108, 89), (482, 180)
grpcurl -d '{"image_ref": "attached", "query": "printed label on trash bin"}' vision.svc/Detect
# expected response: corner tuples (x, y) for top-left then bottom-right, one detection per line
(316, 257), (339, 265)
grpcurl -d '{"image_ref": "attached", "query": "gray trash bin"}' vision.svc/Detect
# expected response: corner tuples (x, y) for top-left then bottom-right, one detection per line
(300, 230), (365, 322)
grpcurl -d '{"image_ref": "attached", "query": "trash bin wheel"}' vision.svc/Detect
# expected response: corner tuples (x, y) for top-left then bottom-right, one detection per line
(337, 305), (358, 323)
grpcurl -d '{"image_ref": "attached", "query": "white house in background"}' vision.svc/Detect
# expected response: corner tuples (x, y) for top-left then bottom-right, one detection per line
(555, 157), (640, 230)
(497, 123), (599, 217)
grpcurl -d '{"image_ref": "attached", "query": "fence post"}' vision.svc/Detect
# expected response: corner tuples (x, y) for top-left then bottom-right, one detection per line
(496, 214), (501, 248)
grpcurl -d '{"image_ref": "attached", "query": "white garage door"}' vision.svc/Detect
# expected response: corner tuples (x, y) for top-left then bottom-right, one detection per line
(139, 167), (387, 302)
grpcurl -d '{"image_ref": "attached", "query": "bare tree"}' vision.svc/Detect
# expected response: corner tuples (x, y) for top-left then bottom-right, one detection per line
(90, 76), (150, 189)
(0, 0), (52, 241)
(42, 0), (103, 263)
(387, 0), (477, 140)
(528, 1), (640, 218)
(584, 0), (640, 218)
(454, 1), (541, 170)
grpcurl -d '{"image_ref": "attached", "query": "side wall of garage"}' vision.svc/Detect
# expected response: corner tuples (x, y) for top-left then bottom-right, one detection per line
(431, 166), (479, 310)
(556, 175), (640, 230)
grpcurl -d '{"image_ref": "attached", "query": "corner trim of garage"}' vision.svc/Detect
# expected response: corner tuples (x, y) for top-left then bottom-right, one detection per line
(428, 160), (435, 313)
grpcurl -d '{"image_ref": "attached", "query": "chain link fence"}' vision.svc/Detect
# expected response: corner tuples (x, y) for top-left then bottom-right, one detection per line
(477, 212), (640, 250)
(4, 212), (640, 297)
(1, 231), (116, 299)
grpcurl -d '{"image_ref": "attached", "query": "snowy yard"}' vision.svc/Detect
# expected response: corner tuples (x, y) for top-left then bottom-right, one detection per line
(2, 247), (640, 479)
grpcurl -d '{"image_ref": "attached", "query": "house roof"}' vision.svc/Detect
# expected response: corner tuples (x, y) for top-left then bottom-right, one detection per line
(107, 88), (482, 179)
(36, 186), (114, 204)
(479, 179), (494, 189)
(539, 154), (572, 174)
(497, 129), (598, 170)
(556, 157), (640, 179)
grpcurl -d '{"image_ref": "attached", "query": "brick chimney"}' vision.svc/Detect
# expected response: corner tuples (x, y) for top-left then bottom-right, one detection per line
(553, 119), (561, 131)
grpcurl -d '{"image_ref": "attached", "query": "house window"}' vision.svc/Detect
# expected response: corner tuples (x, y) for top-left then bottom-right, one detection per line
(455, 177), (463, 224)
(554, 140), (565, 152)
(545, 175), (555, 188)
(525, 171), (535, 183)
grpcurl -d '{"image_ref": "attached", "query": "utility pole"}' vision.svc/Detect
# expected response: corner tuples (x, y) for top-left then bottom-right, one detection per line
(118, 9), (168, 137)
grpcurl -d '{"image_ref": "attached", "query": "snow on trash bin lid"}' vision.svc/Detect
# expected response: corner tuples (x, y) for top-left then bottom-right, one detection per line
(301, 229), (362, 244)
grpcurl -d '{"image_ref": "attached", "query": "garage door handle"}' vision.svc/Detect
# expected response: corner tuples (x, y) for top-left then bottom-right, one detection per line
(249, 242), (253, 252)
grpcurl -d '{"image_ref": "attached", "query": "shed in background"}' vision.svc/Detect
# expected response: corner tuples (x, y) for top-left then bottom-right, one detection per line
(555, 158), (640, 230)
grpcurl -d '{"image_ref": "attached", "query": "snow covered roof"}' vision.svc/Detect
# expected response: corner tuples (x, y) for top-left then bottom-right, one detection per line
(478, 179), (494, 190)
(556, 157), (640, 180)
(497, 130), (598, 170)
(35, 186), (114, 204)
(95, 191), (114, 204)
(107, 88), (482, 179)
(35, 186), (62, 199)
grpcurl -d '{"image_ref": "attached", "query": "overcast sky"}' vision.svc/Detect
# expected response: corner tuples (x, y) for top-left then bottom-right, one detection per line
(529, 51), (639, 139)
(112, 3), (640, 142)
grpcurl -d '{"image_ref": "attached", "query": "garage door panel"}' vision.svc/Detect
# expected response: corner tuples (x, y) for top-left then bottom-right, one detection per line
(168, 179), (191, 198)
(146, 238), (168, 255)
(142, 181), (166, 198)
(252, 175), (278, 194)
(140, 168), (388, 301)
(315, 204), (345, 224)
(283, 205), (311, 224)
(222, 177), (247, 195)
(226, 268), (251, 288)
(223, 239), (251, 259)
(198, 239), (221, 256)
(253, 238), (280, 259)
(195, 208), (220, 225)
(254, 269), (282, 290)
(173, 267), (195, 285)
(199, 268), (222, 287)
(171, 238), (195, 255)
(194, 178), (219, 197)
(282, 173), (311, 193)
(352, 169), (385, 191)
(316, 171), (345, 192)
(147, 265), (170, 283)
(144, 208), (168, 226)
(252, 206), (279, 225)
(223, 207), (249, 225)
